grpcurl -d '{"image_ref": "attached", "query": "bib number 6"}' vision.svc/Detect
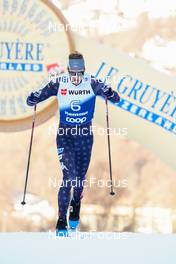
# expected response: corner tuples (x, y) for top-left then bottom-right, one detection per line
(70, 100), (81, 111)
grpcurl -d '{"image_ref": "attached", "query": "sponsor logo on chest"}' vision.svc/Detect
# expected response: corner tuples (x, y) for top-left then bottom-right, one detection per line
(60, 88), (91, 96)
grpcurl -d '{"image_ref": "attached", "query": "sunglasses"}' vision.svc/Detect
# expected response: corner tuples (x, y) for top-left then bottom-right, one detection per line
(69, 71), (84, 76)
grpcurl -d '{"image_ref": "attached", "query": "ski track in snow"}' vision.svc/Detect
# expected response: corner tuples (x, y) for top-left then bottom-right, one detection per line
(0, 232), (176, 263)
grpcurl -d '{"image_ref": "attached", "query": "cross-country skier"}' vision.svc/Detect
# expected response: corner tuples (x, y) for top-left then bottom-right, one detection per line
(27, 51), (120, 236)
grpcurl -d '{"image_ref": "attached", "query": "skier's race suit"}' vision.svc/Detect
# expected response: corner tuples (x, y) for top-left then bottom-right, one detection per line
(27, 73), (120, 217)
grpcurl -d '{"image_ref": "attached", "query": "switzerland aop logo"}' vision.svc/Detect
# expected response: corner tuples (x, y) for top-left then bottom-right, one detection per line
(61, 88), (67, 95)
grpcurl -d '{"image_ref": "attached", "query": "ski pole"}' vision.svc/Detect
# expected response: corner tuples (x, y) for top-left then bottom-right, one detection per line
(21, 104), (37, 205)
(105, 97), (115, 196)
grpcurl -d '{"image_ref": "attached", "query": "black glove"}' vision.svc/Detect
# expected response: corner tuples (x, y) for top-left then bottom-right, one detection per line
(27, 92), (40, 106)
(102, 85), (114, 98)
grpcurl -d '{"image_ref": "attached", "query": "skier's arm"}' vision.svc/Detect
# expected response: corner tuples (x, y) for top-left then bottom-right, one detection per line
(91, 77), (120, 103)
(26, 79), (60, 106)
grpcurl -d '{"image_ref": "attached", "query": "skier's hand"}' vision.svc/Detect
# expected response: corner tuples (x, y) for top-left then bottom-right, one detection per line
(102, 85), (114, 98)
(27, 92), (40, 106)
(101, 85), (120, 102)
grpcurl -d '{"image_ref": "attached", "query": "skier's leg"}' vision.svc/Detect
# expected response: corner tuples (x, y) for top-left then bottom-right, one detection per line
(74, 133), (93, 201)
(57, 134), (76, 217)
(56, 133), (76, 235)
(69, 133), (93, 229)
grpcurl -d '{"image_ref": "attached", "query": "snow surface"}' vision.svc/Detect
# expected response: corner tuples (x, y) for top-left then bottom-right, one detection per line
(0, 232), (176, 263)
(141, 36), (176, 74)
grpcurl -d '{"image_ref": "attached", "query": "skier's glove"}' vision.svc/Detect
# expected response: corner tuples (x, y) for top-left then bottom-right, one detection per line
(27, 92), (41, 106)
(102, 85), (114, 98)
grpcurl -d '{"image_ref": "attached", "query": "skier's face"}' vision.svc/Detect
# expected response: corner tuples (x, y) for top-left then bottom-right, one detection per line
(69, 71), (84, 85)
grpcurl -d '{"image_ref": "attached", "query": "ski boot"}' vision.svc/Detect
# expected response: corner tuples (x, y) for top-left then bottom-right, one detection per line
(69, 199), (81, 230)
(56, 216), (68, 237)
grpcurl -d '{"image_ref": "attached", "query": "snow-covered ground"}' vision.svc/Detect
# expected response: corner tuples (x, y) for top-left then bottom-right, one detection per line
(141, 36), (176, 74)
(0, 232), (176, 263)
(52, 0), (176, 76)
(53, 0), (176, 35)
